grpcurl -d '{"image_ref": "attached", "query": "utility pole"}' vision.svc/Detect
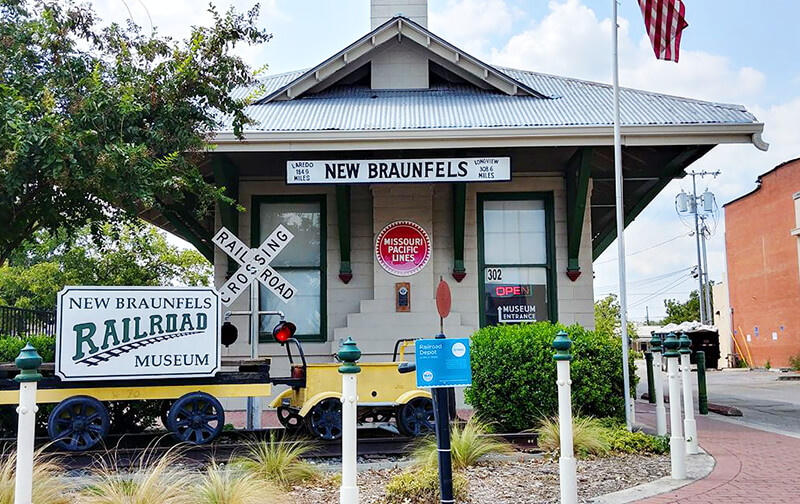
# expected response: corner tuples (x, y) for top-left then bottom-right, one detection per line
(700, 218), (713, 323)
(676, 171), (720, 325)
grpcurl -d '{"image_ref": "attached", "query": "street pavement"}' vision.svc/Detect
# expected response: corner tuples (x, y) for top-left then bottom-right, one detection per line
(635, 359), (800, 435)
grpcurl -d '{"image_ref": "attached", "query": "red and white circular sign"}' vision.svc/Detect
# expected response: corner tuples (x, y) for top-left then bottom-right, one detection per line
(375, 221), (431, 276)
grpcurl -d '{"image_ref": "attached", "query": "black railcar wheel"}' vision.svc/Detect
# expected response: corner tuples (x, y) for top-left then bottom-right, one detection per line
(159, 400), (173, 429)
(396, 397), (435, 437)
(305, 398), (342, 440)
(277, 406), (304, 431)
(166, 392), (224, 445)
(47, 396), (109, 451)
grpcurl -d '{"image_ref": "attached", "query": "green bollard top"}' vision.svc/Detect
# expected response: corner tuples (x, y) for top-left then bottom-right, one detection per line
(663, 332), (680, 358)
(649, 332), (663, 353)
(678, 332), (692, 355)
(552, 330), (572, 361)
(15, 343), (43, 383)
(338, 337), (362, 374)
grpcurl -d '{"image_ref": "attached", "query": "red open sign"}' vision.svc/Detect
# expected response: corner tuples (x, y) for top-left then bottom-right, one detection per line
(494, 285), (532, 297)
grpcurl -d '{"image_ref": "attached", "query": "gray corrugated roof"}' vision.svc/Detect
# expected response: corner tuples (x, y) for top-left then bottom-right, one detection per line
(221, 67), (757, 133)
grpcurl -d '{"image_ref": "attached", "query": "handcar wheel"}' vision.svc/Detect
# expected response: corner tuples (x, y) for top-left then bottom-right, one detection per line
(277, 406), (304, 431)
(167, 392), (224, 445)
(304, 398), (342, 440)
(396, 397), (435, 437)
(159, 400), (173, 429)
(47, 396), (109, 451)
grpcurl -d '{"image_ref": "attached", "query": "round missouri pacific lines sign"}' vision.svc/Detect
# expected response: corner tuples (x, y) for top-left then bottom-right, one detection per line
(375, 221), (431, 276)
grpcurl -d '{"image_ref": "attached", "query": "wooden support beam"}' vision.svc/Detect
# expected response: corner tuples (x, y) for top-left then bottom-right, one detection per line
(566, 149), (593, 281)
(160, 207), (214, 263)
(336, 186), (352, 283)
(452, 184), (467, 282)
(213, 156), (240, 275)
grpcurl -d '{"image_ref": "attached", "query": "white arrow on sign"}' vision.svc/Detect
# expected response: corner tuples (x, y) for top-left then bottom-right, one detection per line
(213, 225), (297, 307)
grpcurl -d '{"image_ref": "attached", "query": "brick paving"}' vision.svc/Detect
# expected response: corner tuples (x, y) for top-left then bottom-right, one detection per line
(635, 402), (800, 504)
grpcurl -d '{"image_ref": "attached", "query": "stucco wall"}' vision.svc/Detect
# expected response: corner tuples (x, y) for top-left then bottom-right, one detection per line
(214, 173), (595, 369)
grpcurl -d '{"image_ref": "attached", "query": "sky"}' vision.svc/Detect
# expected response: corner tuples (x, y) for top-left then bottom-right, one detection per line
(88, 0), (800, 323)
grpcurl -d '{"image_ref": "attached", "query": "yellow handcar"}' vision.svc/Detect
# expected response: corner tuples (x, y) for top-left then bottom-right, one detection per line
(268, 338), (433, 439)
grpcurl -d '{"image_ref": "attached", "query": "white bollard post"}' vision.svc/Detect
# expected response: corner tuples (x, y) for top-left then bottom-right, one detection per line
(650, 334), (667, 436)
(14, 344), (43, 504)
(338, 338), (361, 504)
(663, 333), (686, 479)
(553, 330), (577, 504)
(679, 333), (698, 455)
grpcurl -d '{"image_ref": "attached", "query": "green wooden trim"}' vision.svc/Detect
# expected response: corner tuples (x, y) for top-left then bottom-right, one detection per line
(251, 194), (327, 343)
(477, 192), (558, 327)
(592, 146), (708, 260)
(335, 186), (352, 279)
(160, 207), (214, 262)
(566, 149), (593, 273)
(213, 156), (240, 275)
(452, 184), (467, 278)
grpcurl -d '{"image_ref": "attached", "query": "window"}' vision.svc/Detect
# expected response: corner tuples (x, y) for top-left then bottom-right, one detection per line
(478, 193), (556, 326)
(254, 195), (325, 342)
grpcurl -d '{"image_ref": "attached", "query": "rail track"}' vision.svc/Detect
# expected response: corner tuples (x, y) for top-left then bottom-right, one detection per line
(0, 428), (539, 471)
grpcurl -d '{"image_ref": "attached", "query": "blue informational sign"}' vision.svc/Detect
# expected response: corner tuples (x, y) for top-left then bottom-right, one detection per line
(415, 337), (472, 388)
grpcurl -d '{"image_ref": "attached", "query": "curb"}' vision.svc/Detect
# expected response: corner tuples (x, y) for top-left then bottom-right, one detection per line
(590, 452), (715, 504)
(639, 393), (742, 416)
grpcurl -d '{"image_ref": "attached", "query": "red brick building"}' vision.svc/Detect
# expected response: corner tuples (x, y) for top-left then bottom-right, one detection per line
(724, 158), (800, 368)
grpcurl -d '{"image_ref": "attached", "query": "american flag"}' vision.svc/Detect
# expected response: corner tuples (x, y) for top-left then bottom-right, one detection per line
(638, 0), (689, 62)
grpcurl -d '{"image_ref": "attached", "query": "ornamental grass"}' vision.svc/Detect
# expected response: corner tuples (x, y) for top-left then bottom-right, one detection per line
(232, 438), (319, 488)
(0, 449), (73, 504)
(195, 462), (282, 504)
(535, 416), (610, 457)
(411, 416), (513, 470)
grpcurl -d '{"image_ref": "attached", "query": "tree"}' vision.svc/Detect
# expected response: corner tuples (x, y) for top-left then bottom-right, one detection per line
(0, 0), (270, 264)
(594, 294), (637, 338)
(661, 289), (712, 325)
(0, 223), (211, 309)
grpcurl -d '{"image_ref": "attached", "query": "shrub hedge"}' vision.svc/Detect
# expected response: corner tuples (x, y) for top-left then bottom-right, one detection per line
(465, 321), (636, 432)
(0, 334), (56, 363)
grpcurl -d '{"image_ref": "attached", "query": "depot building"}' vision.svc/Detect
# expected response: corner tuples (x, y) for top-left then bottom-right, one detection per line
(146, 1), (765, 371)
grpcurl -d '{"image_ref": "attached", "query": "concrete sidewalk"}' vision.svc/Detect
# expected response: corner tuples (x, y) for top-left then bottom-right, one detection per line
(634, 402), (800, 504)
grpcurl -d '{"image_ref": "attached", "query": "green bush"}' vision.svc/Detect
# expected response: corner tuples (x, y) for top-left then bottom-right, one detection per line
(465, 322), (635, 432)
(0, 334), (56, 363)
(606, 427), (669, 454)
(788, 353), (800, 371)
(385, 465), (468, 504)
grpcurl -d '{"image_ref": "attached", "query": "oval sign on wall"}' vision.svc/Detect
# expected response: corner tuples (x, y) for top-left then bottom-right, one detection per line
(375, 221), (431, 276)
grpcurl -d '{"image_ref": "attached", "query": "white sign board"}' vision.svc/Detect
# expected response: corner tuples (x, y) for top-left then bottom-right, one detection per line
(213, 225), (296, 306)
(55, 286), (220, 381)
(287, 157), (511, 184)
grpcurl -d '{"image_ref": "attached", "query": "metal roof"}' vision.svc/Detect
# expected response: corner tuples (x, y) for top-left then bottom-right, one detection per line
(221, 67), (757, 134)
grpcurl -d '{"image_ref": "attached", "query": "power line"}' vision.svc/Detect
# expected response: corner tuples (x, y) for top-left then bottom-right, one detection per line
(595, 233), (688, 265)
(594, 267), (692, 291)
(629, 274), (694, 309)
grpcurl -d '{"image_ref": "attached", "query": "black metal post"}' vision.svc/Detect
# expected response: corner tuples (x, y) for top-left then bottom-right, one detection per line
(432, 387), (454, 503)
(645, 351), (656, 403)
(696, 351), (709, 415)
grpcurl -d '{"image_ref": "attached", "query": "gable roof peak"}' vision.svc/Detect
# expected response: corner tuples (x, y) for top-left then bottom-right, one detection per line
(255, 14), (549, 104)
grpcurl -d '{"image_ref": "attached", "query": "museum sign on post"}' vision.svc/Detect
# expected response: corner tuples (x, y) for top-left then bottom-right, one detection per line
(55, 286), (220, 381)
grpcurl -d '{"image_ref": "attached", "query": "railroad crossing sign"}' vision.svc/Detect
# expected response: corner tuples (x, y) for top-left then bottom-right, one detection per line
(213, 225), (297, 306)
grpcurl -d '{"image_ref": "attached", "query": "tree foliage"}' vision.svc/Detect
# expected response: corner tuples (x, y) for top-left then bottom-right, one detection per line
(0, 223), (211, 308)
(661, 289), (711, 325)
(594, 294), (637, 337)
(0, 0), (270, 263)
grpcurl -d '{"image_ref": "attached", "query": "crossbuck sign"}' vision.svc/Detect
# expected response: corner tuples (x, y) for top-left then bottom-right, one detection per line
(213, 225), (297, 306)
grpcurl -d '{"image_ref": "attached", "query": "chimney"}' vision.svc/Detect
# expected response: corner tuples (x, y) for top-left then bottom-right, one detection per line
(371, 0), (428, 29)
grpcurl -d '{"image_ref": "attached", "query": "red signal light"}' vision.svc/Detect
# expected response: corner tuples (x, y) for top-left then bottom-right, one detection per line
(272, 321), (297, 343)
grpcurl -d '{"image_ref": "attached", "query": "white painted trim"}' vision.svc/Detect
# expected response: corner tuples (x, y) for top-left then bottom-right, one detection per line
(208, 123), (764, 153)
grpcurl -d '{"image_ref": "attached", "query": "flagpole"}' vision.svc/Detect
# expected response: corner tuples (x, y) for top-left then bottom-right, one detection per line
(612, 0), (634, 431)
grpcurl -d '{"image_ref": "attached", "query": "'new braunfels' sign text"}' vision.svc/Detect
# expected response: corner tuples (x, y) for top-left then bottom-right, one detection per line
(287, 157), (511, 184)
(55, 287), (220, 381)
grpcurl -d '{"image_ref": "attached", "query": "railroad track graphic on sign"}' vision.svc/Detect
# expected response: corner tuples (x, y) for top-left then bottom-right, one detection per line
(75, 330), (202, 367)
(213, 224), (297, 306)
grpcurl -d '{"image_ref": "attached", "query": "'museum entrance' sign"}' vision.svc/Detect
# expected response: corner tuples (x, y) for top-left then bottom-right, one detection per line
(287, 157), (511, 184)
(376, 221), (431, 277)
(55, 286), (220, 381)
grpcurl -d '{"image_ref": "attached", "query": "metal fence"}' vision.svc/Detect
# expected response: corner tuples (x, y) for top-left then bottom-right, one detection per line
(0, 306), (56, 337)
